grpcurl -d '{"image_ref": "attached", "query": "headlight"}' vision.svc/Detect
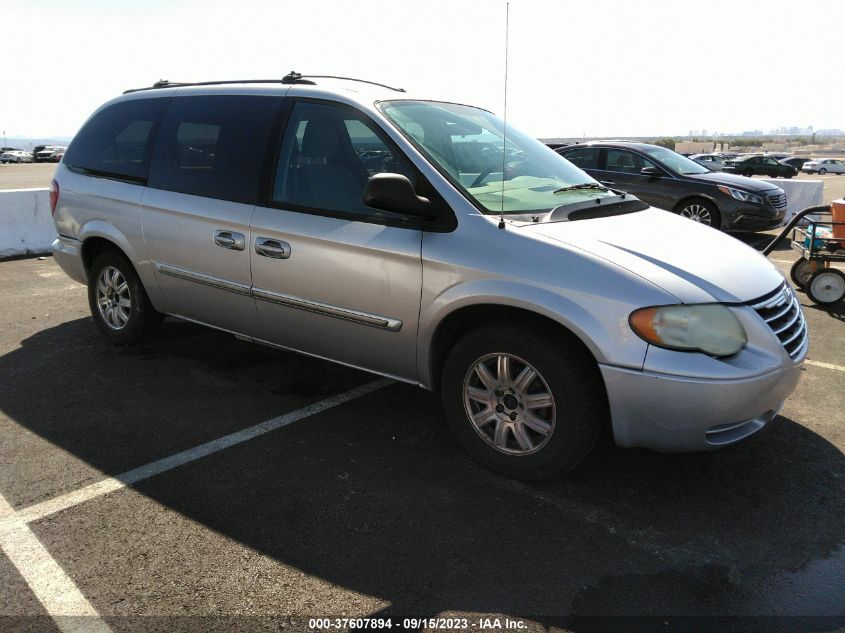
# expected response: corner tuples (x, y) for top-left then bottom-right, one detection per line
(629, 304), (747, 357)
(717, 185), (763, 204)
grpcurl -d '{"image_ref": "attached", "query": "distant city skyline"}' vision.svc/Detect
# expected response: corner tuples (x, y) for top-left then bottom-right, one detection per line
(684, 126), (845, 139)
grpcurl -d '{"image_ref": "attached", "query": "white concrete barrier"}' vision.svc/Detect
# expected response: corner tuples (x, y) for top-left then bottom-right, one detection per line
(758, 178), (824, 225)
(0, 188), (55, 258)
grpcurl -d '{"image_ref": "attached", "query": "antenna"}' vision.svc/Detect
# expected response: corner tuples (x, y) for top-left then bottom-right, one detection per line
(498, 2), (510, 230)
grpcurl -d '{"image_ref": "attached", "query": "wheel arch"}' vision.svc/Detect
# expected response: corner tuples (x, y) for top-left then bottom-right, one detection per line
(78, 221), (138, 274)
(424, 301), (606, 393)
(81, 236), (128, 274)
(78, 221), (168, 312)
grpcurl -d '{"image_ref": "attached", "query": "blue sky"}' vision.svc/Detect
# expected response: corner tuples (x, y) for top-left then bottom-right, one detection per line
(2, 0), (843, 138)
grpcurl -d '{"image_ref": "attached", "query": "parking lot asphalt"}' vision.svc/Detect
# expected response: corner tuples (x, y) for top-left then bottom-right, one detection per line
(0, 164), (58, 190)
(1, 250), (844, 633)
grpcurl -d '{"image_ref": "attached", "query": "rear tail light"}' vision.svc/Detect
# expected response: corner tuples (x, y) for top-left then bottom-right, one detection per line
(49, 179), (59, 215)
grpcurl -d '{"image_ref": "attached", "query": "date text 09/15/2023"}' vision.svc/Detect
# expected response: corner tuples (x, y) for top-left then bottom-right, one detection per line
(308, 617), (528, 630)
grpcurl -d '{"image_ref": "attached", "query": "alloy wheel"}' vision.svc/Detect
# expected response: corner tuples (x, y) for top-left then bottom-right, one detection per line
(96, 266), (132, 330)
(680, 204), (712, 225)
(462, 353), (556, 455)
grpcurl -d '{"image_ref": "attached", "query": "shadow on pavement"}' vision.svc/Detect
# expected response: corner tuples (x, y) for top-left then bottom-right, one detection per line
(1, 319), (844, 628)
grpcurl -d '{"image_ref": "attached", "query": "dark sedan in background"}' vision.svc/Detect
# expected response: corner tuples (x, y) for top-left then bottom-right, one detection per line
(780, 156), (811, 171)
(723, 154), (798, 178)
(557, 142), (787, 231)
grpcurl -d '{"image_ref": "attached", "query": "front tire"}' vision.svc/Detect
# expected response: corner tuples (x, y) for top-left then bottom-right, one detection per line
(676, 198), (721, 229)
(819, 168), (827, 175)
(441, 325), (607, 480)
(87, 250), (162, 344)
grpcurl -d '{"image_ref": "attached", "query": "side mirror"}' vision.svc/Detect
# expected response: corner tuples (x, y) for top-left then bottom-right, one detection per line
(640, 166), (661, 177)
(363, 173), (430, 216)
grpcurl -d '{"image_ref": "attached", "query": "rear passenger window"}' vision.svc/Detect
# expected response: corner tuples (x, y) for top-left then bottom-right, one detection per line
(63, 98), (168, 182)
(148, 96), (280, 203)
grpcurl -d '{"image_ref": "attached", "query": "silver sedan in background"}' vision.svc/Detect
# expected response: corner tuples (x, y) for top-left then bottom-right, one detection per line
(0, 150), (34, 163)
(690, 153), (724, 171)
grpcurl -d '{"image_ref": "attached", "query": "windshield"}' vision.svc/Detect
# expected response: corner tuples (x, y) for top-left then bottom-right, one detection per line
(379, 100), (617, 215)
(639, 145), (710, 175)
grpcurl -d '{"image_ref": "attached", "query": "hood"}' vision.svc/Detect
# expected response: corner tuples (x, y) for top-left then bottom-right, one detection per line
(521, 208), (784, 304)
(684, 170), (780, 192)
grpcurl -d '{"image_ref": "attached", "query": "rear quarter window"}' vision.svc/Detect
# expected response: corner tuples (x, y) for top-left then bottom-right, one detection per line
(63, 98), (169, 182)
(148, 95), (281, 204)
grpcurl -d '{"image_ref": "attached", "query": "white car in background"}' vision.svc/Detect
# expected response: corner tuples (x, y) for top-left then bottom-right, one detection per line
(802, 158), (845, 175)
(0, 150), (34, 163)
(689, 153), (724, 171)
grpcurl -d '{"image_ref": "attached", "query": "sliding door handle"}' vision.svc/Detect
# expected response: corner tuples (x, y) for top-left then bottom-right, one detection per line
(255, 237), (291, 259)
(214, 230), (245, 251)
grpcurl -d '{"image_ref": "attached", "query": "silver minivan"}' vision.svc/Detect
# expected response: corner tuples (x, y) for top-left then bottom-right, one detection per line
(51, 75), (807, 479)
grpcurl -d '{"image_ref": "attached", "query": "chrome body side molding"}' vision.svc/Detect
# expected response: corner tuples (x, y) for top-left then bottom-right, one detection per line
(155, 263), (252, 296)
(154, 262), (402, 332)
(252, 287), (402, 331)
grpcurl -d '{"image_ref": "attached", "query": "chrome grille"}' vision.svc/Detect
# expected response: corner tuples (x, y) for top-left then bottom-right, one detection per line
(747, 282), (808, 360)
(767, 192), (787, 210)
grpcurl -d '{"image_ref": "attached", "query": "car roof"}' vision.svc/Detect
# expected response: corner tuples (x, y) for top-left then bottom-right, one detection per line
(558, 140), (666, 152)
(109, 72), (431, 104)
(103, 75), (471, 119)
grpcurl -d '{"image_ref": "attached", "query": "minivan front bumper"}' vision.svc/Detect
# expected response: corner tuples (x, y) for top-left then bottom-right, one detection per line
(599, 361), (803, 451)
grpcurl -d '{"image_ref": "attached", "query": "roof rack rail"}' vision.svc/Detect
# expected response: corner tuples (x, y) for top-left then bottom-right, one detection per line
(123, 72), (405, 94)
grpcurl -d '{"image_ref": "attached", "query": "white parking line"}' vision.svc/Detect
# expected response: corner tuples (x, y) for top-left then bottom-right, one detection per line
(0, 378), (392, 631)
(806, 359), (845, 373)
(0, 494), (113, 633)
(11, 378), (392, 526)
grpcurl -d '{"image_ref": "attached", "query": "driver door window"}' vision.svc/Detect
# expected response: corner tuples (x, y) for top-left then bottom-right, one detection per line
(272, 101), (416, 222)
(605, 150), (657, 175)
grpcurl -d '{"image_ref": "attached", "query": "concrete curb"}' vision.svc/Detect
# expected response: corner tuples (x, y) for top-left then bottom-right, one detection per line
(0, 188), (55, 258)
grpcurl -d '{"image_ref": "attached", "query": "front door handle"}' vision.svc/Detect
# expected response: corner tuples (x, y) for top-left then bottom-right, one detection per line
(255, 237), (291, 259)
(214, 230), (245, 251)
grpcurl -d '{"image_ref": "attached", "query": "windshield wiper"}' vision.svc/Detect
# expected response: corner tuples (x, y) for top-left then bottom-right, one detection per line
(553, 183), (609, 194)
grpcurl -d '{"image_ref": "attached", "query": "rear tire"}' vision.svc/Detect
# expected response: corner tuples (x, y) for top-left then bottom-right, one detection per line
(806, 269), (845, 306)
(87, 250), (162, 345)
(819, 168), (827, 175)
(743, 169), (753, 177)
(440, 324), (607, 480)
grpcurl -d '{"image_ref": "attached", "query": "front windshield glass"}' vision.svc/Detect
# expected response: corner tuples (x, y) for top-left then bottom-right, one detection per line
(639, 145), (710, 175)
(379, 100), (616, 215)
